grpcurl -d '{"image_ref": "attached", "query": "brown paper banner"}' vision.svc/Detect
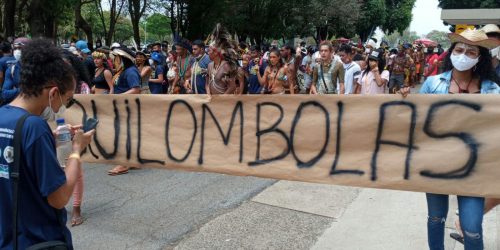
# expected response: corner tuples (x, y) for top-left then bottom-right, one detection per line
(65, 94), (500, 198)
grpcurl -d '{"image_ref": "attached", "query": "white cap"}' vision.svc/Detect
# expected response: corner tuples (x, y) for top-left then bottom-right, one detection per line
(111, 42), (121, 50)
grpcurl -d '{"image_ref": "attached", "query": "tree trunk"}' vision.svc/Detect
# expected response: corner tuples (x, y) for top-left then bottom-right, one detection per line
(28, 0), (44, 37)
(44, 15), (56, 39)
(128, 0), (147, 49)
(75, 0), (93, 49)
(3, 0), (16, 38)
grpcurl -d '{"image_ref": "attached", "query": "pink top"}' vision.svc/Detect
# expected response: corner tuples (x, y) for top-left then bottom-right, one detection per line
(359, 70), (390, 94)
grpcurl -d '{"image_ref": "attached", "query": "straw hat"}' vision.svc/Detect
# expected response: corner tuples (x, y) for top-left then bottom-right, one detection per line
(111, 46), (136, 63)
(481, 24), (500, 35)
(448, 29), (500, 49)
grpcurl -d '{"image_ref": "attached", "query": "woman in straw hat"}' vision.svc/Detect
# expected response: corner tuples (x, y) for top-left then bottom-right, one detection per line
(448, 24), (500, 246)
(107, 45), (141, 176)
(403, 29), (499, 250)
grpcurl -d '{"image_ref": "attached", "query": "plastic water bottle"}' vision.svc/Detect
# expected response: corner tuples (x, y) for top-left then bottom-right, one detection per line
(56, 118), (72, 168)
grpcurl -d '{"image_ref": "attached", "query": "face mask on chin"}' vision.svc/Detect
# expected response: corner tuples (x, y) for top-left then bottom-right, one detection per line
(41, 90), (66, 122)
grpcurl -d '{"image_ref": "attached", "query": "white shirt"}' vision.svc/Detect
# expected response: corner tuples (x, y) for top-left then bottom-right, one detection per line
(343, 62), (362, 94)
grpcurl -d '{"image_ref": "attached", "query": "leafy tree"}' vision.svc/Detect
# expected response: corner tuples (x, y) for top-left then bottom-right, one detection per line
(128, 0), (147, 47)
(425, 30), (451, 49)
(75, 0), (94, 48)
(356, 0), (386, 42)
(382, 0), (416, 34)
(384, 28), (419, 48)
(142, 13), (171, 43)
(95, 0), (126, 46)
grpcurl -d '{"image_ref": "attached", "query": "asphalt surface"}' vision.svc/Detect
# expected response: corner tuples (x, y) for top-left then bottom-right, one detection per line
(68, 163), (275, 250)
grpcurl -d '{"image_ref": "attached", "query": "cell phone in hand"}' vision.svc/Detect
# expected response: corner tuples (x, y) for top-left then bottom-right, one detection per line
(84, 118), (99, 132)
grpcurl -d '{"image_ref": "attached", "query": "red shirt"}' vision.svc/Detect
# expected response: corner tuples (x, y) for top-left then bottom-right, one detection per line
(425, 54), (439, 77)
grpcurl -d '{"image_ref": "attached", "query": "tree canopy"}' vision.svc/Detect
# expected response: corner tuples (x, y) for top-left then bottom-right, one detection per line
(0, 0), (425, 47)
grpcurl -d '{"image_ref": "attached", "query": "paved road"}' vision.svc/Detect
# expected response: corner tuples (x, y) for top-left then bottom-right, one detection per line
(69, 163), (275, 250)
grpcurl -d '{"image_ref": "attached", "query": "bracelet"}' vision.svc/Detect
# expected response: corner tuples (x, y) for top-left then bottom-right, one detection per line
(68, 153), (81, 161)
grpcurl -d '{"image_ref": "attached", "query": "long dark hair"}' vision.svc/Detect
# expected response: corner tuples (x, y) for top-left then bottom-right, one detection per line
(362, 57), (386, 78)
(444, 42), (497, 84)
(268, 48), (283, 68)
(62, 50), (91, 93)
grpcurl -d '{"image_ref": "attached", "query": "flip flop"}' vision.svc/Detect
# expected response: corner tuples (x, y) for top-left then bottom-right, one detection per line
(450, 233), (464, 244)
(108, 166), (129, 176)
(71, 216), (84, 227)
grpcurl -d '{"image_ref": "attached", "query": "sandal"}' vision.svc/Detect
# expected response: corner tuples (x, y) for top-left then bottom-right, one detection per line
(71, 216), (84, 227)
(450, 232), (464, 244)
(108, 165), (129, 176)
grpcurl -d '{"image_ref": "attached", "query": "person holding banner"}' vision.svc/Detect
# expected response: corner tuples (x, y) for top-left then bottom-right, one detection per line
(404, 29), (500, 250)
(108, 46), (141, 176)
(0, 38), (95, 249)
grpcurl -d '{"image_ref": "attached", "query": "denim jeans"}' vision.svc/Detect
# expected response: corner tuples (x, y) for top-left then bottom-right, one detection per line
(426, 193), (484, 250)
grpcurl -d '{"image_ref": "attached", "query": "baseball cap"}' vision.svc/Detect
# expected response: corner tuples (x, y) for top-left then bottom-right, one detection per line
(76, 40), (91, 54)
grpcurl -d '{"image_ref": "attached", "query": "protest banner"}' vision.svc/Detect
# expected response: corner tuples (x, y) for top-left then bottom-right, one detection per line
(65, 94), (500, 198)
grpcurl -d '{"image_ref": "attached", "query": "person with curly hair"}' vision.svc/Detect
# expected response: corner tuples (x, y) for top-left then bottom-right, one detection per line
(0, 38), (95, 249)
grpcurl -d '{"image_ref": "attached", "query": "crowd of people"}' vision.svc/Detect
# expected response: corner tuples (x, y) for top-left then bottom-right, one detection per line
(0, 23), (499, 250)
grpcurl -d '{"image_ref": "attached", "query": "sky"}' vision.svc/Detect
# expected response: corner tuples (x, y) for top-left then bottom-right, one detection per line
(409, 0), (450, 35)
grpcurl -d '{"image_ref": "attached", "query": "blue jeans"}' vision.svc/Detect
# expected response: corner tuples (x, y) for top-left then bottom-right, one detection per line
(426, 193), (484, 250)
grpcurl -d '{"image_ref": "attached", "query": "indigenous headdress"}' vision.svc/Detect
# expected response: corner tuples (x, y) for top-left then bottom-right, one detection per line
(206, 23), (239, 77)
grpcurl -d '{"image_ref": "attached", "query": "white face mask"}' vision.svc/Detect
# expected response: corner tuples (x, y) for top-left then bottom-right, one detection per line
(13, 49), (21, 61)
(491, 46), (499, 60)
(41, 91), (66, 122)
(365, 48), (371, 54)
(149, 59), (155, 66)
(450, 53), (479, 72)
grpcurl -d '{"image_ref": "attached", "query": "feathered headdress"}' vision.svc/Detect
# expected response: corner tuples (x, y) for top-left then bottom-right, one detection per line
(206, 23), (239, 77)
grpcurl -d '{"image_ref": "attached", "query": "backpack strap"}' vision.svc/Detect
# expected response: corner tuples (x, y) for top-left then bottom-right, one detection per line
(10, 113), (31, 250)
